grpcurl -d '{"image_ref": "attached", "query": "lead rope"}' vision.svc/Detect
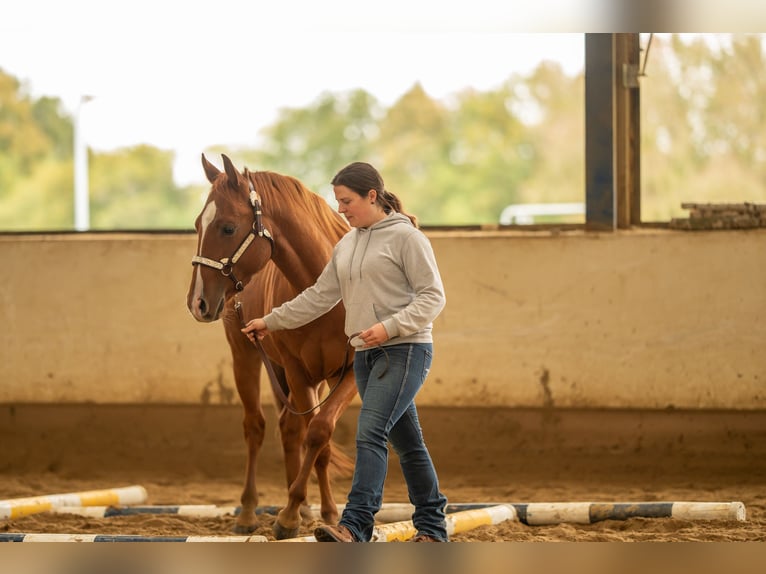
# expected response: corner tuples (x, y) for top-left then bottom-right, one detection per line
(235, 297), (353, 416)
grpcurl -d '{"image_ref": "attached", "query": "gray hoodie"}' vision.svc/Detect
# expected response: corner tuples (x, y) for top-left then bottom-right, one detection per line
(263, 212), (446, 348)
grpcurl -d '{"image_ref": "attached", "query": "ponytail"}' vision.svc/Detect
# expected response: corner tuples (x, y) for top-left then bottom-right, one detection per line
(378, 189), (418, 227)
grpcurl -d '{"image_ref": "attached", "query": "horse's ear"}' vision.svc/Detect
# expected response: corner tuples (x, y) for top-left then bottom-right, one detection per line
(221, 154), (241, 191)
(201, 153), (220, 184)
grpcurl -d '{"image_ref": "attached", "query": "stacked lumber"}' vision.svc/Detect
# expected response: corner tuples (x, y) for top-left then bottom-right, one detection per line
(669, 202), (766, 230)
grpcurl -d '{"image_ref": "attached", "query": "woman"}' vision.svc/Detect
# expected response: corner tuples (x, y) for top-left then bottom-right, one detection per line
(241, 161), (448, 542)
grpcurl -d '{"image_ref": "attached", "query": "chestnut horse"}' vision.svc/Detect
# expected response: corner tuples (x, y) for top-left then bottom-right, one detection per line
(186, 154), (358, 539)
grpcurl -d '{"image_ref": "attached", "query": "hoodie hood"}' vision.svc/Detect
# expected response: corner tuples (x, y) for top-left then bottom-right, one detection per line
(348, 212), (413, 280)
(367, 211), (413, 230)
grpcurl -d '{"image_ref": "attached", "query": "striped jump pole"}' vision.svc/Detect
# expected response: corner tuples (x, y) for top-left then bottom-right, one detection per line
(277, 504), (517, 542)
(51, 505), (238, 518)
(0, 533), (268, 543)
(0, 486), (148, 520)
(52, 502), (504, 521)
(358, 501), (746, 525)
(331, 501), (746, 525)
(369, 502), (505, 523)
(513, 501), (746, 525)
(51, 503), (456, 520)
(372, 504), (516, 542)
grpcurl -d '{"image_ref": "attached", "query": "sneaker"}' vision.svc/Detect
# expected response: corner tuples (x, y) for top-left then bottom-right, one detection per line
(314, 524), (357, 542)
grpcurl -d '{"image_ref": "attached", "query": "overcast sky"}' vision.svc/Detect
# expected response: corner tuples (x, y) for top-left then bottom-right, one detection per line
(0, 1), (595, 184)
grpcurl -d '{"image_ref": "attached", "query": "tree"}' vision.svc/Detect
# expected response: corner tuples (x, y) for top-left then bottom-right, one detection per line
(445, 82), (538, 223)
(0, 156), (74, 230)
(89, 145), (200, 229)
(0, 69), (75, 229)
(0, 69), (59, 190)
(640, 34), (766, 220)
(0, 68), (204, 230)
(235, 89), (383, 198)
(375, 83), (454, 224)
(508, 62), (585, 211)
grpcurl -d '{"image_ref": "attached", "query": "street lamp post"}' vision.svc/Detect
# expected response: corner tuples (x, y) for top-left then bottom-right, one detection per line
(74, 95), (94, 231)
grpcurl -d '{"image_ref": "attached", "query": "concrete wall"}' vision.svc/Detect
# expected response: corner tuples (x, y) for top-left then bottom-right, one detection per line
(1, 229), (764, 409)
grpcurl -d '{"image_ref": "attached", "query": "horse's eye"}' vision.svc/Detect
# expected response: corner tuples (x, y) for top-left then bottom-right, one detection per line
(222, 224), (236, 236)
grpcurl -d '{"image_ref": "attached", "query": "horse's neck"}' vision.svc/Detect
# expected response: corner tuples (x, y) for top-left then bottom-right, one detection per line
(272, 221), (338, 290)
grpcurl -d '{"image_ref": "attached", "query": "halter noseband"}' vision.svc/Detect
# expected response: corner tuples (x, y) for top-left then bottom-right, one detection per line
(191, 170), (273, 291)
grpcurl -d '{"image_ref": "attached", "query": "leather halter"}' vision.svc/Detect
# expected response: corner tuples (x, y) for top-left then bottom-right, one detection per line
(191, 169), (273, 292)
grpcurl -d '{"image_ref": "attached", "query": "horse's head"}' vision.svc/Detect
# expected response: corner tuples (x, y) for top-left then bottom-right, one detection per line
(186, 154), (274, 322)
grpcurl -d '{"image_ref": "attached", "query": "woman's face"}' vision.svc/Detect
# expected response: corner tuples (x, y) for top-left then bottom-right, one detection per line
(334, 185), (382, 228)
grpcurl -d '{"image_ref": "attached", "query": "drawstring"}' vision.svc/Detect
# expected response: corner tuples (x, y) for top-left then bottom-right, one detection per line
(348, 228), (373, 281)
(357, 229), (373, 280)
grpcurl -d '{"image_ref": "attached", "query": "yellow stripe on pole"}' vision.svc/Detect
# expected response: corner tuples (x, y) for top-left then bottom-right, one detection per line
(370, 504), (517, 542)
(276, 504), (519, 542)
(0, 485), (148, 520)
(447, 504), (517, 536)
(373, 520), (418, 542)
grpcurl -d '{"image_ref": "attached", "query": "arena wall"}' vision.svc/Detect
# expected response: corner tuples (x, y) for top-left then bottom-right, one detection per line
(1, 229), (764, 409)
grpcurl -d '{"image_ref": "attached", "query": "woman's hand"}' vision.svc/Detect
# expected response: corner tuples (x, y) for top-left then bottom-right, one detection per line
(241, 318), (269, 343)
(357, 323), (389, 348)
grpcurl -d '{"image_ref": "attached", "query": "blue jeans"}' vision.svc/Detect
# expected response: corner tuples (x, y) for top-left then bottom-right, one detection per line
(339, 343), (448, 542)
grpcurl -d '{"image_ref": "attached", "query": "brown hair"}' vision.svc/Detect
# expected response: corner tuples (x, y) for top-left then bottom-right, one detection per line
(331, 162), (418, 227)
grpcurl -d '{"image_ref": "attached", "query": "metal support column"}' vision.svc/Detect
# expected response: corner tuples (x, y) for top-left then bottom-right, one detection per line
(585, 33), (642, 230)
(585, 33), (616, 231)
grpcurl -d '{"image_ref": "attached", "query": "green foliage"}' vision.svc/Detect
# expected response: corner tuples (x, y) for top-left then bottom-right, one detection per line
(512, 62), (585, 206)
(0, 156), (73, 230)
(32, 96), (73, 160)
(0, 66), (199, 231)
(0, 71), (52, 174)
(377, 83), (454, 224)
(89, 145), (199, 230)
(640, 34), (766, 221)
(234, 88), (383, 199)
(0, 69), (77, 230)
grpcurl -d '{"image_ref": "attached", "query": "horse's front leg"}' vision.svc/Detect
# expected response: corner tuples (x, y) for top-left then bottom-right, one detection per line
(231, 357), (266, 534)
(272, 399), (310, 540)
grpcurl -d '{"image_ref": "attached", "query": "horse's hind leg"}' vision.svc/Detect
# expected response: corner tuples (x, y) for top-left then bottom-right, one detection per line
(310, 371), (357, 525)
(273, 372), (357, 539)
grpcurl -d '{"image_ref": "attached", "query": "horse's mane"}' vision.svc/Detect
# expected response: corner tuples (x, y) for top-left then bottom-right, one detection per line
(250, 170), (349, 240)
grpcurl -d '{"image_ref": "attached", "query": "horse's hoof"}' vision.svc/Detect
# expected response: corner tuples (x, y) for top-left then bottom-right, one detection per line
(272, 521), (300, 540)
(232, 522), (258, 535)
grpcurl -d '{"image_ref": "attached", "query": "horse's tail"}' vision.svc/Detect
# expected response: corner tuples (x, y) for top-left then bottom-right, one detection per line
(328, 439), (355, 479)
